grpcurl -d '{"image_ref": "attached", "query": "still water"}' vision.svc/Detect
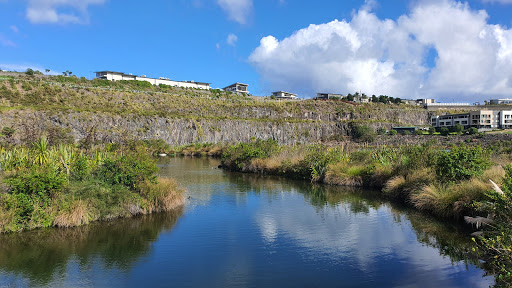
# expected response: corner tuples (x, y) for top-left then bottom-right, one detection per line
(0, 157), (494, 287)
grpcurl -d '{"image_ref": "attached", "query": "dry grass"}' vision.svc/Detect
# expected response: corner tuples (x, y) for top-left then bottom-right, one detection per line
(481, 165), (506, 184)
(138, 178), (185, 213)
(410, 184), (448, 215)
(324, 162), (363, 186)
(53, 200), (91, 228)
(383, 168), (431, 200)
(249, 158), (282, 173)
(383, 175), (406, 197)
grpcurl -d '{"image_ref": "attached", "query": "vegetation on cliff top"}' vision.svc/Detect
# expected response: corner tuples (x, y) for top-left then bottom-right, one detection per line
(0, 73), (424, 124)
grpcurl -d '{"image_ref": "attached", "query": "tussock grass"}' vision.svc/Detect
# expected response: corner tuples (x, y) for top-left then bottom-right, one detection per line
(54, 200), (91, 228)
(481, 165), (506, 184)
(383, 175), (406, 197)
(324, 162), (363, 186)
(138, 178), (185, 213)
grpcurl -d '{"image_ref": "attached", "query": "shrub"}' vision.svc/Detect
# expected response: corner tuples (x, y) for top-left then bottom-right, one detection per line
(428, 126), (436, 135)
(436, 144), (490, 182)
(222, 139), (279, 170)
(467, 127), (479, 135)
(4, 167), (67, 198)
(71, 154), (90, 181)
(440, 127), (450, 136)
(296, 145), (347, 181)
(96, 153), (158, 189)
(389, 129), (398, 135)
(376, 127), (386, 135)
(351, 124), (376, 142)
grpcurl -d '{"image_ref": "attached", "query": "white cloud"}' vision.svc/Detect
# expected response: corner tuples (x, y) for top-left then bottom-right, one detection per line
(26, 0), (105, 24)
(227, 33), (238, 46)
(10, 25), (18, 33)
(217, 0), (252, 24)
(249, 0), (512, 102)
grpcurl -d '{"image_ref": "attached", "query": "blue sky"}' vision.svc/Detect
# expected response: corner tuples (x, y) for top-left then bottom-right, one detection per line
(1, 0), (512, 102)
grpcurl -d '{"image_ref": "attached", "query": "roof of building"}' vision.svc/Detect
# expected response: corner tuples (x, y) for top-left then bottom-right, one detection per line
(95, 71), (210, 85)
(224, 82), (248, 87)
(272, 91), (297, 96)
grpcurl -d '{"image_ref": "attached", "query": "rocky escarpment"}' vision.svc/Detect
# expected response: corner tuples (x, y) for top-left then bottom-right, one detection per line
(0, 108), (428, 145)
(0, 75), (430, 145)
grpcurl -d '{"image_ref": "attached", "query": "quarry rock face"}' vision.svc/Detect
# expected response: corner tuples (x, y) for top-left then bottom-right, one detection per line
(0, 108), (429, 145)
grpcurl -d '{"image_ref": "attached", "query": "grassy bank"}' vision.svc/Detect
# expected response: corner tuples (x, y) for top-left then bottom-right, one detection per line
(0, 138), (185, 233)
(221, 139), (512, 285)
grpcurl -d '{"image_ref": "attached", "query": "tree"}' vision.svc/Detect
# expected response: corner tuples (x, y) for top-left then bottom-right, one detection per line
(25, 68), (34, 76)
(428, 126), (436, 135)
(440, 127), (450, 136)
(376, 127), (386, 135)
(45, 69), (50, 73)
(466, 127), (479, 135)
(453, 123), (464, 134)
(389, 129), (398, 135)
(62, 71), (68, 76)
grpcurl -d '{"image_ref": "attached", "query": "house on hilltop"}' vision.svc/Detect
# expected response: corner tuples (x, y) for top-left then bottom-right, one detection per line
(316, 93), (342, 100)
(223, 83), (249, 94)
(95, 71), (210, 90)
(272, 91), (298, 100)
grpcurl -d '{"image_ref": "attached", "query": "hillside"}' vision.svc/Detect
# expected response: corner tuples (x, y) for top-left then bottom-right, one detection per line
(0, 72), (429, 145)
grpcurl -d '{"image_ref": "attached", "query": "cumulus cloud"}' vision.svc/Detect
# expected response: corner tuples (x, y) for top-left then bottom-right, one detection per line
(26, 0), (105, 24)
(249, 0), (512, 102)
(227, 33), (238, 46)
(217, 0), (252, 24)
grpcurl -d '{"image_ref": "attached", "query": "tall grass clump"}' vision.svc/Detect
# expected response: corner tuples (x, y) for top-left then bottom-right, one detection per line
(222, 138), (279, 171)
(469, 166), (512, 286)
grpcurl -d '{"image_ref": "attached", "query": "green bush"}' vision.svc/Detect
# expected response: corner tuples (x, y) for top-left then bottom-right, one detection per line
(467, 127), (479, 135)
(296, 145), (346, 181)
(4, 167), (67, 198)
(440, 127), (450, 136)
(351, 124), (376, 142)
(96, 153), (158, 189)
(436, 144), (490, 182)
(222, 139), (279, 170)
(389, 129), (398, 135)
(376, 127), (386, 135)
(71, 154), (90, 181)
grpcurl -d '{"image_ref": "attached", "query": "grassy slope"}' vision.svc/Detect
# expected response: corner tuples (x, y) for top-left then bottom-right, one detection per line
(0, 73), (425, 125)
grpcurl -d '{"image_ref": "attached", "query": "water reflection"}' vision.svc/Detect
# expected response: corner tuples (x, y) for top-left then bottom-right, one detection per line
(0, 157), (494, 287)
(0, 208), (183, 287)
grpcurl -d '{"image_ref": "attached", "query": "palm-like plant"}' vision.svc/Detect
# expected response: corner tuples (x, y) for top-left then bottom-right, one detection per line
(33, 136), (50, 166)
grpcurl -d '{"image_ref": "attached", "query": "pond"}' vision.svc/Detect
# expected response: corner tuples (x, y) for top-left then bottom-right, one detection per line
(0, 157), (494, 287)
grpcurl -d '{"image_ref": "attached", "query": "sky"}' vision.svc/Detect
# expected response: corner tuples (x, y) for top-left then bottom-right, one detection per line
(0, 0), (512, 102)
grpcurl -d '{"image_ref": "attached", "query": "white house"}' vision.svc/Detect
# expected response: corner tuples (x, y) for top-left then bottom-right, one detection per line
(272, 91), (298, 100)
(223, 83), (249, 94)
(95, 71), (210, 90)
